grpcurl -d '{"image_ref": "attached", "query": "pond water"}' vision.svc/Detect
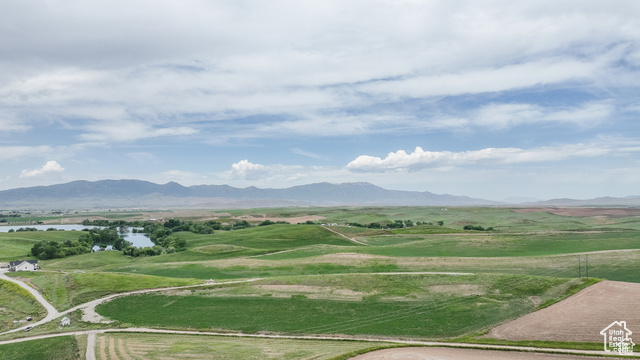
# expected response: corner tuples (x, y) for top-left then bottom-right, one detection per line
(0, 224), (154, 250)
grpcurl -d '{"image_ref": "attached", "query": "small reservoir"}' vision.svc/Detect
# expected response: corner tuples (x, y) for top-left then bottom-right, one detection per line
(0, 224), (154, 249)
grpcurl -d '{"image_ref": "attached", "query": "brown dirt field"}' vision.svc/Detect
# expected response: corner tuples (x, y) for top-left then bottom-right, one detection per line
(512, 207), (640, 218)
(350, 347), (609, 359)
(487, 280), (640, 342)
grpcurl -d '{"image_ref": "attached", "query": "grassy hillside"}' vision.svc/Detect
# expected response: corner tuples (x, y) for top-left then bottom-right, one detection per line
(97, 273), (592, 338)
(0, 231), (83, 262)
(0, 279), (46, 332)
(0, 335), (80, 360)
(9, 271), (201, 310)
(4, 206), (640, 357)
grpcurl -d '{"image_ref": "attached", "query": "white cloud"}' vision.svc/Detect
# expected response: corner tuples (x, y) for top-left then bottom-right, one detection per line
(0, 115), (31, 133)
(358, 58), (600, 99)
(20, 160), (65, 178)
(80, 121), (198, 142)
(346, 144), (618, 172)
(0, 146), (56, 161)
(229, 160), (269, 180)
(471, 101), (613, 130)
(226, 159), (338, 184)
(291, 148), (329, 161)
(0, 0), (637, 141)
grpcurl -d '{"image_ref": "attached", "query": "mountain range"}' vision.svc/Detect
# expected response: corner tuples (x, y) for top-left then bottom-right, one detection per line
(1, 180), (638, 209)
(0, 180), (499, 209)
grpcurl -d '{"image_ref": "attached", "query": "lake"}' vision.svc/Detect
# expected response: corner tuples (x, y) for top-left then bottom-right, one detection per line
(0, 224), (155, 249)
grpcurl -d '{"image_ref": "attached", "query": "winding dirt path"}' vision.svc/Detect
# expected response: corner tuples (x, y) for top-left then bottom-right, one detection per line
(322, 225), (369, 246)
(0, 269), (60, 333)
(0, 275), (263, 335)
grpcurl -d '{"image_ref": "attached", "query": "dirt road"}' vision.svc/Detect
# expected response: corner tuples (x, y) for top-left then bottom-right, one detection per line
(0, 269), (61, 333)
(0, 327), (617, 358)
(322, 225), (369, 246)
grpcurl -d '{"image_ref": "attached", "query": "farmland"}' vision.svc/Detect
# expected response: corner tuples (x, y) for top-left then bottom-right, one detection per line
(1, 206), (640, 359)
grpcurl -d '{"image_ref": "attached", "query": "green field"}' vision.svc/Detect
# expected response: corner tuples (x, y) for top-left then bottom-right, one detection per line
(2, 206), (640, 357)
(0, 335), (80, 360)
(97, 273), (592, 338)
(8, 271), (202, 310)
(0, 231), (81, 262)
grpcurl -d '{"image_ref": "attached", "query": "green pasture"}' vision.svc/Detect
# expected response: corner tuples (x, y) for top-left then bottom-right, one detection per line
(225, 206), (640, 231)
(0, 335), (80, 360)
(8, 271), (201, 310)
(97, 273), (590, 338)
(0, 231), (83, 261)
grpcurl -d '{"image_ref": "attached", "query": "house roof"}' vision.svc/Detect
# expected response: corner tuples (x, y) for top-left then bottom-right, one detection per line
(9, 260), (38, 266)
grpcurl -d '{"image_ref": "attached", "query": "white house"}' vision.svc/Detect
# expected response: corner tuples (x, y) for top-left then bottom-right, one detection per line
(60, 317), (71, 326)
(8, 260), (39, 272)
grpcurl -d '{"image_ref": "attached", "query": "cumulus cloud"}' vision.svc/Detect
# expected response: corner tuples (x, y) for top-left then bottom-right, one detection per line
(229, 160), (269, 180)
(226, 159), (333, 184)
(20, 160), (65, 178)
(346, 144), (615, 172)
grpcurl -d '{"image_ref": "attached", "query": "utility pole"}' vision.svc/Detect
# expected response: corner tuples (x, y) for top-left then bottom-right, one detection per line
(586, 255), (589, 279)
(578, 256), (581, 278)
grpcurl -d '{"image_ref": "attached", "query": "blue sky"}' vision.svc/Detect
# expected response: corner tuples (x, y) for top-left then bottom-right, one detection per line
(1, 0), (640, 201)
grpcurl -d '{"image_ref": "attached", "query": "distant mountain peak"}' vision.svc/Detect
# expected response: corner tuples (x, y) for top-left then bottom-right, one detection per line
(0, 179), (499, 209)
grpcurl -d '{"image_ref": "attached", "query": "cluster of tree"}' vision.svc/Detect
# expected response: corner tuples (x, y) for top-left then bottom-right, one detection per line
(415, 221), (445, 226)
(385, 220), (415, 228)
(258, 220), (288, 226)
(11, 227), (39, 232)
(30, 228), (129, 260)
(122, 245), (164, 257)
(79, 228), (129, 250)
(31, 239), (92, 260)
(0, 213), (21, 221)
(82, 219), (132, 227)
(463, 225), (495, 231)
(347, 219), (422, 229)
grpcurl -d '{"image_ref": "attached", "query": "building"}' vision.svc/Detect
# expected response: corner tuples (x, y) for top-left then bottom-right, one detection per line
(8, 260), (39, 272)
